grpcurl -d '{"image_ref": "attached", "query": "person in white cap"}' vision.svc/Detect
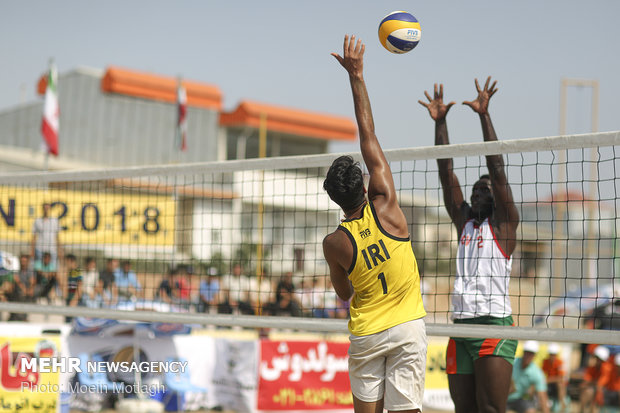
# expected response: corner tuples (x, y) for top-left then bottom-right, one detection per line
(597, 352), (620, 410)
(542, 343), (568, 412)
(605, 353), (620, 406)
(580, 345), (613, 413)
(507, 341), (550, 413)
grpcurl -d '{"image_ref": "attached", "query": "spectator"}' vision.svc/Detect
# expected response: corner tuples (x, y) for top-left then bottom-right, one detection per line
(97, 258), (118, 307)
(542, 343), (568, 412)
(274, 272), (295, 303)
(262, 272), (301, 317)
(0, 269), (12, 303)
(218, 263), (254, 315)
(64, 254), (83, 323)
(15, 254), (36, 301)
(0, 272), (11, 305)
(34, 251), (59, 304)
(507, 340), (550, 413)
(31, 203), (62, 267)
(8, 254), (36, 321)
(174, 265), (192, 308)
(263, 289), (301, 316)
(585, 299), (620, 331)
(198, 267), (219, 313)
(250, 271), (273, 313)
(158, 267), (177, 304)
(603, 353), (620, 409)
(158, 265), (191, 309)
(580, 346), (614, 413)
(309, 276), (327, 318)
(114, 260), (140, 302)
(0, 251), (18, 321)
(295, 278), (314, 316)
(310, 276), (339, 318)
(0, 272), (13, 321)
(81, 257), (98, 307)
(323, 277), (343, 318)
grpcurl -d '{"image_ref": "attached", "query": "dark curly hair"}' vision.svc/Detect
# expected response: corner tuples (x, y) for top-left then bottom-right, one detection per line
(323, 155), (366, 211)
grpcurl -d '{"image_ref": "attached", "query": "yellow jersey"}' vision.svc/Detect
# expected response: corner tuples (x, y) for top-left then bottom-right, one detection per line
(338, 202), (426, 336)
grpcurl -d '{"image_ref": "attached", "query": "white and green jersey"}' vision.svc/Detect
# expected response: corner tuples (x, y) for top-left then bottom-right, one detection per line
(453, 218), (512, 319)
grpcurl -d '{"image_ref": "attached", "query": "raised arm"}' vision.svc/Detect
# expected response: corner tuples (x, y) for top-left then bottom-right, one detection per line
(331, 35), (399, 212)
(463, 78), (519, 220)
(324, 35), (407, 300)
(463, 77), (519, 251)
(419, 84), (466, 229)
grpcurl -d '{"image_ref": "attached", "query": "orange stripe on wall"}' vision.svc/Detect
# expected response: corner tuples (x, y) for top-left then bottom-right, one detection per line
(38, 67), (223, 111)
(37, 68), (357, 142)
(102, 67), (222, 110)
(220, 100), (357, 142)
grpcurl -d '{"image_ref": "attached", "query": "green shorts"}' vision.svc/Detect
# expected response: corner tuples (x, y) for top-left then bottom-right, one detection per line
(446, 316), (517, 375)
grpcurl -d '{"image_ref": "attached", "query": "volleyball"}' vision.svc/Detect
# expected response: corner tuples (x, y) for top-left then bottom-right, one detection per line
(378, 11), (421, 54)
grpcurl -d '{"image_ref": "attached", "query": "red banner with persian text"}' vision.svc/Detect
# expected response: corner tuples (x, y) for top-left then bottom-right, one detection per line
(258, 340), (353, 410)
(0, 337), (60, 413)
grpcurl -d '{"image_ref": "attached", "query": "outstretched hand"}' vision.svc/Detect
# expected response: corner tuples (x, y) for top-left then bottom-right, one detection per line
(463, 76), (497, 115)
(418, 83), (455, 121)
(331, 35), (365, 80)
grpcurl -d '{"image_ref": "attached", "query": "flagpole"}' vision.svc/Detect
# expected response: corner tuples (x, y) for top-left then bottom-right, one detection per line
(45, 57), (53, 172)
(256, 112), (267, 314)
(175, 75), (181, 164)
(173, 75), (184, 261)
(41, 57), (59, 169)
(175, 74), (188, 164)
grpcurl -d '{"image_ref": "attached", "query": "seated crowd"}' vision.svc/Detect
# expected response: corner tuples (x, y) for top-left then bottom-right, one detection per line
(0, 254), (350, 321)
(505, 340), (620, 413)
(1, 254), (619, 411)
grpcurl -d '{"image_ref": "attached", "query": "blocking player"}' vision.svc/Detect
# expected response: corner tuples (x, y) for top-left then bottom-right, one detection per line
(419, 77), (520, 413)
(323, 34), (427, 413)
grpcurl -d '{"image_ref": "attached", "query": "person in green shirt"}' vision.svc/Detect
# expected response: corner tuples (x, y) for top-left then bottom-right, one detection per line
(508, 340), (550, 413)
(64, 254), (83, 322)
(34, 251), (58, 303)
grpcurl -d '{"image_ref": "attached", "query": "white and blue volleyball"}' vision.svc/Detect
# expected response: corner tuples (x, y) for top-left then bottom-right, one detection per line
(378, 11), (421, 54)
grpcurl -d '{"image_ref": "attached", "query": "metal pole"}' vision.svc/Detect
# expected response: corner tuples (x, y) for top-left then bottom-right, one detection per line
(556, 79), (600, 291)
(256, 113), (267, 312)
(585, 80), (599, 286)
(552, 79), (569, 298)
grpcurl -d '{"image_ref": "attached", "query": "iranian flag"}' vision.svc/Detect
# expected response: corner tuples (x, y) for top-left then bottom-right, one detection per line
(176, 80), (187, 152)
(41, 62), (59, 156)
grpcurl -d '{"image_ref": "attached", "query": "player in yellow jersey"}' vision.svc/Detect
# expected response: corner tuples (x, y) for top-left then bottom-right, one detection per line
(323, 35), (427, 413)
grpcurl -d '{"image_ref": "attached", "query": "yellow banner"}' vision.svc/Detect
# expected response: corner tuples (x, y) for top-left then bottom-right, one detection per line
(426, 339), (449, 389)
(0, 186), (176, 246)
(0, 336), (61, 413)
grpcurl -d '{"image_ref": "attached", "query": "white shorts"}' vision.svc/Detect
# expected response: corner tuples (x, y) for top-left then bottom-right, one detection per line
(348, 318), (427, 411)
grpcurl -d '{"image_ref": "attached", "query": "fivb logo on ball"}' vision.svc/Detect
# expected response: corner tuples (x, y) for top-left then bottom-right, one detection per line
(378, 11), (421, 54)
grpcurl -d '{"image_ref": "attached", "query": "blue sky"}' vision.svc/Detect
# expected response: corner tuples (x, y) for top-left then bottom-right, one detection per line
(1, 1), (619, 154)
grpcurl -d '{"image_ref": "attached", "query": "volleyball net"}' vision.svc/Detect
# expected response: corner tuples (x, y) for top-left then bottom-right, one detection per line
(0, 131), (618, 345)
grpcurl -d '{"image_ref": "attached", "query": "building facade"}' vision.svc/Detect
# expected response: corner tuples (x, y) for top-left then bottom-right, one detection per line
(0, 65), (358, 276)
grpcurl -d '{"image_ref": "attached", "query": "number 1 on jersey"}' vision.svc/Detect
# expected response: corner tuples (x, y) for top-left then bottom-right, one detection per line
(378, 272), (387, 294)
